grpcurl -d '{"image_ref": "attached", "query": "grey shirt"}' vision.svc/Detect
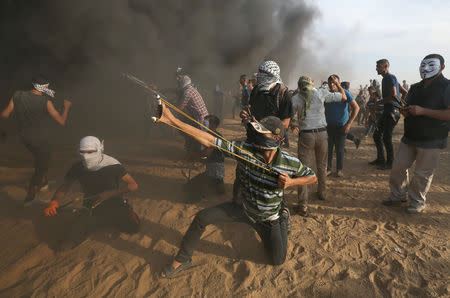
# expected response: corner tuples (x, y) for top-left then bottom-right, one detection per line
(292, 87), (343, 130)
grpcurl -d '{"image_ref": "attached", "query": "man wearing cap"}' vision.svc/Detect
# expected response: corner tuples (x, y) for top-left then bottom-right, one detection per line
(156, 103), (316, 278)
(291, 75), (347, 216)
(43, 136), (140, 248)
(384, 54), (450, 213)
(1, 76), (72, 205)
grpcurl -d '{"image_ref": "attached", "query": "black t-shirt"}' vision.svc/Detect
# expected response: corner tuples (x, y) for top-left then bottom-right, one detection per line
(65, 162), (127, 198)
(12, 91), (51, 141)
(249, 84), (292, 121)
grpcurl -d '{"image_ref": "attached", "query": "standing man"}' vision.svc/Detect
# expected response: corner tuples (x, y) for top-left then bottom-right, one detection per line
(325, 75), (359, 177)
(241, 61), (293, 131)
(178, 75), (209, 160)
(291, 75), (347, 216)
(1, 76), (71, 205)
(384, 54), (450, 213)
(213, 84), (224, 120)
(402, 80), (410, 91)
(370, 59), (406, 170)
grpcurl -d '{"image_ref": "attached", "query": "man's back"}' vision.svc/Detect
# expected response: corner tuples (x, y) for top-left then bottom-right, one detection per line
(12, 91), (50, 139)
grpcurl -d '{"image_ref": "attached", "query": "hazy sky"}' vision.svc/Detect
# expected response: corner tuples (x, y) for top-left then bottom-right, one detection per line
(295, 0), (450, 89)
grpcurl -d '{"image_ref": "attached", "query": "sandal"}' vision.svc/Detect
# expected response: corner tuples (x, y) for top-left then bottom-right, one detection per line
(161, 261), (192, 279)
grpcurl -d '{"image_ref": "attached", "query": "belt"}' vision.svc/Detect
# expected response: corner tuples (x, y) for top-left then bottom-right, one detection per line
(301, 127), (327, 133)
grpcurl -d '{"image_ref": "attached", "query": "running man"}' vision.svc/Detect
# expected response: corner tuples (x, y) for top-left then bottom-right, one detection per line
(0, 76), (71, 205)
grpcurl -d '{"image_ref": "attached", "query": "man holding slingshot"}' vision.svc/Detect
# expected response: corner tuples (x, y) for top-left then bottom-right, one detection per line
(43, 136), (140, 243)
(154, 101), (317, 278)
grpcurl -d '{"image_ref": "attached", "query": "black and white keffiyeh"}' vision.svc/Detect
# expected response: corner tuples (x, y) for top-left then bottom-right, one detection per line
(256, 60), (283, 91)
(32, 83), (55, 98)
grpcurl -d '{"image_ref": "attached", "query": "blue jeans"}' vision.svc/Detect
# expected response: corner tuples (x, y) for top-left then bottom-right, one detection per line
(327, 125), (347, 171)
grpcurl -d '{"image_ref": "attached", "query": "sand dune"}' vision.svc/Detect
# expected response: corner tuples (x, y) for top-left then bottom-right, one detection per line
(0, 118), (449, 297)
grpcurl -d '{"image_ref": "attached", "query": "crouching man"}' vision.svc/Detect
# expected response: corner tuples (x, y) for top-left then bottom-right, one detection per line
(44, 136), (140, 240)
(156, 103), (317, 278)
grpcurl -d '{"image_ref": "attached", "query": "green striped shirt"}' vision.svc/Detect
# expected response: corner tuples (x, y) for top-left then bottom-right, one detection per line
(214, 138), (315, 222)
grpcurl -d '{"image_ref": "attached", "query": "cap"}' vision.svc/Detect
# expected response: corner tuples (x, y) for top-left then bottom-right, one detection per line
(250, 116), (285, 138)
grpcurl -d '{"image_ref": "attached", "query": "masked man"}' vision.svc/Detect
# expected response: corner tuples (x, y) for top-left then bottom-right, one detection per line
(156, 103), (316, 278)
(384, 54), (450, 213)
(178, 75), (209, 159)
(1, 76), (71, 205)
(44, 136), (140, 237)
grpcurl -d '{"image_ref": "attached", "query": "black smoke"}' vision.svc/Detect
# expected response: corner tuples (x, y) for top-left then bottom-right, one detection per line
(0, 0), (318, 137)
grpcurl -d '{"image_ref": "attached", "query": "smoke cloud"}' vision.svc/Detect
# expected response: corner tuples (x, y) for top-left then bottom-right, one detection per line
(0, 0), (318, 137)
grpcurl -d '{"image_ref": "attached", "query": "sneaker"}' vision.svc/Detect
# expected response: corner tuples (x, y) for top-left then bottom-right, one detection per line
(369, 159), (385, 166)
(336, 170), (344, 177)
(406, 205), (425, 214)
(326, 170), (332, 176)
(354, 138), (361, 149)
(382, 197), (403, 206)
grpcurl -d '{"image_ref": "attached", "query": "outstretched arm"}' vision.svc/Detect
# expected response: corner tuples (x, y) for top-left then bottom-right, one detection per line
(0, 98), (14, 119)
(157, 102), (215, 148)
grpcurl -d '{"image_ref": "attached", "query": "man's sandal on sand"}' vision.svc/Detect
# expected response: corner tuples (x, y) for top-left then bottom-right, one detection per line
(161, 261), (192, 279)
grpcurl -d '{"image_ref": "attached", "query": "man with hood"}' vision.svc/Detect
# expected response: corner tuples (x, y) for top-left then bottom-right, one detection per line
(156, 103), (316, 278)
(291, 75), (347, 216)
(384, 54), (450, 213)
(178, 75), (209, 159)
(43, 136), (140, 237)
(1, 76), (72, 205)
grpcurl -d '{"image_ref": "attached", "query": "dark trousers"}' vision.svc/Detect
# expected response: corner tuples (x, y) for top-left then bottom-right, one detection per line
(185, 172), (225, 200)
(327, 126), (347, 171)
(373, 112), (399, 163)
(22, 139), (51, 197)
(175, 202), (288, 265)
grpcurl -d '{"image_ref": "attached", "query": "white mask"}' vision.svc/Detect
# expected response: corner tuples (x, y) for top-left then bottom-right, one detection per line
(419, 58), (441, 79)
(79, 136), (120, 171)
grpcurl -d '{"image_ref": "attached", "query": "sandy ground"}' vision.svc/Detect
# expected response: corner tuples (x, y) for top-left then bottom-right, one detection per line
(0, 117), (449, 297)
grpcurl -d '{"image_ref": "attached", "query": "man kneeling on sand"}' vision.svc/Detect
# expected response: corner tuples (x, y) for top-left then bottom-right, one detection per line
(43, 136), (140, 247)
(156, 103), (317, 278)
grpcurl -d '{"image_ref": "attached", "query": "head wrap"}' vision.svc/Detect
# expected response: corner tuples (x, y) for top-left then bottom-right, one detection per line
(297, 76), (314, 121)
(256, 61), (283, 91)
(178, 75), (192, 90)
(79, 136), (120, 171)
(32, 83), (55, 98)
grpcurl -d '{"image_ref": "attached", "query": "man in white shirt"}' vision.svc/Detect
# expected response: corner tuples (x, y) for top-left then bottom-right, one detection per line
(291, 75), (347, 216)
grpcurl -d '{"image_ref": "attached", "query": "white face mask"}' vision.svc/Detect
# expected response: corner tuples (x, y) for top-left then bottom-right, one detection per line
(419, 58), (441, 79)
(80, 150), (102, 170)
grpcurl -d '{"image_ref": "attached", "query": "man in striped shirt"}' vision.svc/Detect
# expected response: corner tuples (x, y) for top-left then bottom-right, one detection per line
(156, 103), (317, 278)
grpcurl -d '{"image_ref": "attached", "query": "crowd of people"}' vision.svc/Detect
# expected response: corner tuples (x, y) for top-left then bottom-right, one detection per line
(1, 53), (448, 278)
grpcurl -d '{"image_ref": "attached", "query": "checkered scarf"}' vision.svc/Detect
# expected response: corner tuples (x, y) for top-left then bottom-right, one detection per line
(256, 60), (283, 91)
(32, 83), (55, 98)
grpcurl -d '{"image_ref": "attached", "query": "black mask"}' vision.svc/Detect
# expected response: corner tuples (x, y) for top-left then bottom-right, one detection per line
(247, 129), (281, 150)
